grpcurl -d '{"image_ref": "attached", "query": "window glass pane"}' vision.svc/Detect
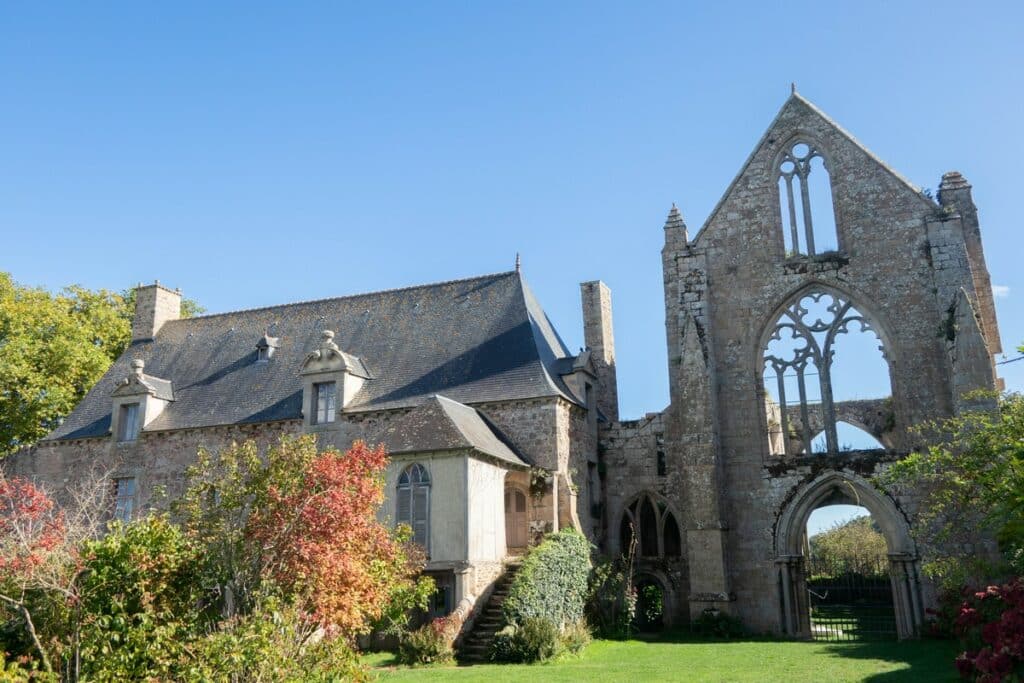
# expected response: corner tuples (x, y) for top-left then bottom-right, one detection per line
(314, 382), (336, 424)
(119, 403), (140, 442)
(114, 477), (136, 522)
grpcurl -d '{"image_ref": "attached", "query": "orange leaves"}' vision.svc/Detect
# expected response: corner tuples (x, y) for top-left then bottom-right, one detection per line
(247, 441), (404, 638)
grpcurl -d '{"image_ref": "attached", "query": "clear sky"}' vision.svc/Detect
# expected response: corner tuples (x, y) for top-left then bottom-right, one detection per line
(3, 2), (1022, 530)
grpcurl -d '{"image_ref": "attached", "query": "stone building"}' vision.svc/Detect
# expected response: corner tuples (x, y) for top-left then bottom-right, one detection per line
(4, 92), (1002, 639)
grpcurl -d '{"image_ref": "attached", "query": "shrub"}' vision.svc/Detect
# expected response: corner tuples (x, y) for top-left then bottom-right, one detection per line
(690, 609), (747, 639)
(560, 619), (592, 655)
(586, 556), (636, 639)
(503, 529), (591, 629)
(490, 618), (561, 663)
(396, 615), (458, 666)
(953, 578), (1024, 682)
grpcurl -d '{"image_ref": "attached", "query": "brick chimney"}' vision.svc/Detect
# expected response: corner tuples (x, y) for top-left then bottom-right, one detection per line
(580, 280), (619, 421)
(132, 281), (181, 341)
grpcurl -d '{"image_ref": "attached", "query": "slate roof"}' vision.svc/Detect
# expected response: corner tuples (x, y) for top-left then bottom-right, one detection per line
(372, 395), (530, 467)
(47, 271), (578, 441)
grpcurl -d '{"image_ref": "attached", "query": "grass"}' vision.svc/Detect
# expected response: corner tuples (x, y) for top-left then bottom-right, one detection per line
(364, 636), (961, 682)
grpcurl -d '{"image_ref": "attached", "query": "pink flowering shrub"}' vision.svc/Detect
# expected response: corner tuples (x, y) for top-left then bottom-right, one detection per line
(954, 579), (1024, 682)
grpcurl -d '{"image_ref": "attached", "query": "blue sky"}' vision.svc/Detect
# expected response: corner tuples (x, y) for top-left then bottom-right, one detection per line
(3, 3), (1022, 532)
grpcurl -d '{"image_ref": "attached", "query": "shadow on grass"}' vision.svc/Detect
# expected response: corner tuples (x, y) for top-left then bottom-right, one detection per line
(820, 639), (961, 682)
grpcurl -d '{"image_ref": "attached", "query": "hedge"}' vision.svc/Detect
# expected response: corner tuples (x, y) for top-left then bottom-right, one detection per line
(502, 529), (591, 628)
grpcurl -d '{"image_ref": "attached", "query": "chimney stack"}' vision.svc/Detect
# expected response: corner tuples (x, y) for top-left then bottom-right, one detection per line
(132, 281), (181, 341)
(580, 280), (619, 421)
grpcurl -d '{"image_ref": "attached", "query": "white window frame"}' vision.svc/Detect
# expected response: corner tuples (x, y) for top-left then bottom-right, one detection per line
(118, 403), (141, 442)
(313, 381), (337, 424)
(113, 477), (137, 522)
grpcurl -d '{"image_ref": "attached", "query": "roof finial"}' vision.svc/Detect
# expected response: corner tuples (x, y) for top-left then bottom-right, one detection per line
(791, 82), (797, 95)
(515, 252), (521, 272)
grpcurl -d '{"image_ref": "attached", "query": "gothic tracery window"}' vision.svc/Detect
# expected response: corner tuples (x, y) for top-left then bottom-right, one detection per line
(763, 289), (891, 456)
(777, 141), (838, 256)
(620, 493), (682, 559)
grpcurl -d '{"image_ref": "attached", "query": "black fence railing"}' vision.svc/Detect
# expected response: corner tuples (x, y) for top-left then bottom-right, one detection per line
(805, 554), (897, 642)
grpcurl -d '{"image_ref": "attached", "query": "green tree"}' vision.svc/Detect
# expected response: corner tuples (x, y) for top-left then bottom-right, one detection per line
(808, 515), (888, 575)
(0, 272), (202, 456)
(880, 365), (1024, 588)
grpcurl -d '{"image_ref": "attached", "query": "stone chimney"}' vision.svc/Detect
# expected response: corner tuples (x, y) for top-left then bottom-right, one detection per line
(580, 280), (619, 421)
(132, 281), (181, 342)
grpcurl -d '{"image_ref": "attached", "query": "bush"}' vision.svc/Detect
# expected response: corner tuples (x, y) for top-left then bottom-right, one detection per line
(586, 556), (636, 639)
(396, 616), (458, 665)
(503, 529), (591, 629)
(490, 618), (561, 663)
(560, 619), (592, 655)
(953, 578), (1024, 681)
(690, 609), (747, 639)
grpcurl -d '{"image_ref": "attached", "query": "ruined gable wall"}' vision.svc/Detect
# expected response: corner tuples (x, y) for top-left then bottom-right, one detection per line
(673, 96), (988, 632)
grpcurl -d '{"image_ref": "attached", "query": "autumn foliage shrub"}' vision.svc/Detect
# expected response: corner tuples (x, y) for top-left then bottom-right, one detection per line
(953, 579), (1024, 682)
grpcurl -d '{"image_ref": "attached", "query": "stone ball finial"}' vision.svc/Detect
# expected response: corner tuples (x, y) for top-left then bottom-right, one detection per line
(321, 330), (335, 342)
(131, 359), (145, 375)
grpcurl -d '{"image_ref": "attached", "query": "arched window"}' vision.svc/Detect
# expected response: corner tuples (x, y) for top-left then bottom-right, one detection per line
(620, 493), (683, 559)
(763, 288), (891, 456)
(397, 463), (430, 551)
(778, 141), (838, 256)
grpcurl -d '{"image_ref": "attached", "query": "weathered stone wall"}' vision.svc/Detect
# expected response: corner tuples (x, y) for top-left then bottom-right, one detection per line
(5, 420), (301, 512)
(644, 94), (1002, 634)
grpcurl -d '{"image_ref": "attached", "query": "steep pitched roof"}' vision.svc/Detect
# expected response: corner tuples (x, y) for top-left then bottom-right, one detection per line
(692, 92), (933, 245)
(46, 271), (578, 440)
(372, 395), (529, 467)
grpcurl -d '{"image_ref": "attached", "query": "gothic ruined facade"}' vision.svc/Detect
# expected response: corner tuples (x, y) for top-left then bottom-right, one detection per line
(5, 93), (1002, 639)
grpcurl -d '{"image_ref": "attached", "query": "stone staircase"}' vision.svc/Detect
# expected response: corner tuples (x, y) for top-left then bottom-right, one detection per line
(457, 562), (521, 664)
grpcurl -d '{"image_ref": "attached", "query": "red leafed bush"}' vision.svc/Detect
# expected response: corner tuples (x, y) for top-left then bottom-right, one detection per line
(247, 440), (407, 638)
(0, 476), (67, 576)
(954, 579), (1024, 682)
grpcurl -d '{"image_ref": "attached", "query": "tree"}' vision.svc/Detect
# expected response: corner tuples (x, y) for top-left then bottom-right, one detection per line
(0, 272), (202, 456)
(177, 435), (431, 640)
(808, 516), (888, 575)
(881, 364), (1024, 588)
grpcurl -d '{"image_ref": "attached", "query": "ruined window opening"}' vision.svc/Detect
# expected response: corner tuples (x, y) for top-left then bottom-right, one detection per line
(778, 141), (838, 257)
(620, 493), (682, 559)
(656, 450), (667, 477)
(763, 289), (891, 457)
(397, 463), (430, 551)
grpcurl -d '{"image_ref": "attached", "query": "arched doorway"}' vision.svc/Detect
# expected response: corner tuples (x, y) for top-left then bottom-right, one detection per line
(635, 575), (667, 633)
(775, 471), (922, 640)
(504, 486), (528, 551)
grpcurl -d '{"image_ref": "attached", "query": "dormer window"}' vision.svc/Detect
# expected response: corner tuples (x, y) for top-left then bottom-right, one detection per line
(255, 334), (279, 362)
(118, 403), (141, 442)
(314, 382), (337, 424)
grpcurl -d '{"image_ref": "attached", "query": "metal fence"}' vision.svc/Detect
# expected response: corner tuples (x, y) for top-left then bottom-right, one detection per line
(806, 554), (897, 641)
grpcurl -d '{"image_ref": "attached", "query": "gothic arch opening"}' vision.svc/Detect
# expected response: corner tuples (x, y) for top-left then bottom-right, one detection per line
(775, 472), (922, 640)
(619, 493), (683, 559)
(777, 139), (839, 256)
(762, 287), (894, 456)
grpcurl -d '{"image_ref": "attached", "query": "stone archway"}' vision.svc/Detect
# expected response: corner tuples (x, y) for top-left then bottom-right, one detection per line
(774, 470), (923, 639)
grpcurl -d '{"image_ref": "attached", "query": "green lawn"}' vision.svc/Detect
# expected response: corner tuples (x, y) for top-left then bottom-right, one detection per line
(364, 637), (960, 682)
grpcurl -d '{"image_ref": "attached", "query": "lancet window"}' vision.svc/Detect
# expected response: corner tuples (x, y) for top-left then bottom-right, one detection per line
(778, 141), (838, 256)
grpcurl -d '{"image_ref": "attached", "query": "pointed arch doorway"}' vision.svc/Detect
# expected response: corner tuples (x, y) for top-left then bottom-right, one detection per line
(775, 471), (923, 640)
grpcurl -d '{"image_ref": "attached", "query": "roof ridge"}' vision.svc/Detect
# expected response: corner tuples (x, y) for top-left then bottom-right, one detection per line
(171, 270), (518, 322)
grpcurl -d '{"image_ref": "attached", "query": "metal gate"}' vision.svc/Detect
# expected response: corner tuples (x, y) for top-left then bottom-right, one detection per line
(806, 554), (897, 641)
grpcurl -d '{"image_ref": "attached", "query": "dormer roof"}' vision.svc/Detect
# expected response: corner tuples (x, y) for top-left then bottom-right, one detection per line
(111, 359), (174, 401)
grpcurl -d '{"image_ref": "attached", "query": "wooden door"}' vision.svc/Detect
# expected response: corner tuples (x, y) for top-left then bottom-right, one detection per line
(505, 488), (528, 549)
